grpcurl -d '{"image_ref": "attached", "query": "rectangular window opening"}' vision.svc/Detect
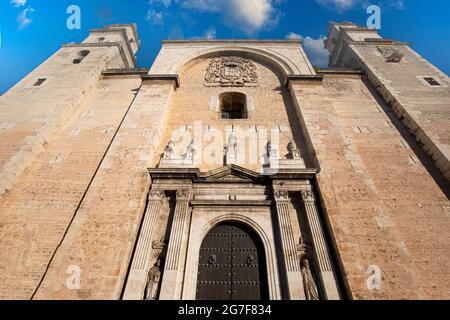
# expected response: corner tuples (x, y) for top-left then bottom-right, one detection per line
(423, 77), (441, 86)
(33, 78), (47, 87)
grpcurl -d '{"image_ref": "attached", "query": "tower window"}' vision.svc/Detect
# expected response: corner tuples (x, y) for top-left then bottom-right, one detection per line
(220, 92), (248, 120)
(73, 50), (90, 64)
(33, 78), (47, 86)
(97, 37), (106, 43)
(423, 77), (441, 86)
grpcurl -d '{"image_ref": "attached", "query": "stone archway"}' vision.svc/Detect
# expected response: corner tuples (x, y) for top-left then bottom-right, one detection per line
(196, 221), (269, 301)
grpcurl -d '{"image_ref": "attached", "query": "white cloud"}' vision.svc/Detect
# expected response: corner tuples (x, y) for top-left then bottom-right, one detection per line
(10, 0), (26, 7)
(315, 0), (358, 12)
(17, 7), (34, 30)
(315, 0), (407, 12)
(389, 0), (405, 9)
(146, 9), (164, 25)
(204, 27), (216, 40)
(286, 32), (302, 40)
(192, 27), (217, 40)
(287, 33), (329, 68)
(148, 0), (172, 8)
(181, 0), (280, 34)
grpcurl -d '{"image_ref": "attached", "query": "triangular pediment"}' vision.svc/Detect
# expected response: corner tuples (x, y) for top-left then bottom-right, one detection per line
(201, 165), (260, 182)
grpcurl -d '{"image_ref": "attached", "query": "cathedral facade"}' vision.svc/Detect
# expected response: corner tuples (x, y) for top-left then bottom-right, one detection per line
(0, 22), (449, 300)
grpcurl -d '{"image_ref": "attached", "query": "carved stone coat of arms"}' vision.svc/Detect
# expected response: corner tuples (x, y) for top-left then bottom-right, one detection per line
(205, 56), (258, 87)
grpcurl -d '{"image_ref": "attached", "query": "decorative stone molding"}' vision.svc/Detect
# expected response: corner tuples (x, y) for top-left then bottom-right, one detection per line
(377, 46), (404, 63)
(205, 56), (258, 87)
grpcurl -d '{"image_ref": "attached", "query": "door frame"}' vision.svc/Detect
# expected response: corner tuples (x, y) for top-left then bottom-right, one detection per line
(181, 207), (282, 300)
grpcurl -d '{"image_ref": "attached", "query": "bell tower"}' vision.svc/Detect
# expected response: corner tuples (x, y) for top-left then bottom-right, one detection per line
(325, 22), (450, 182)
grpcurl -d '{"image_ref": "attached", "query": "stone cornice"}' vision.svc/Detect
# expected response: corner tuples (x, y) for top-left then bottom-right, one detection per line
(162, 39), (302, 46)
(141, 74), (180, 88)
(350, 39), (410, 46)
(285, 75), (324, 87)
(317, 69), (362, 76)
(148, 165), (318, 183)
(102, 68), (150, 77)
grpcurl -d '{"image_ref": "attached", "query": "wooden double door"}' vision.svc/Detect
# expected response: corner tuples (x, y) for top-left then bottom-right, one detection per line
(196, 222), (269, 300)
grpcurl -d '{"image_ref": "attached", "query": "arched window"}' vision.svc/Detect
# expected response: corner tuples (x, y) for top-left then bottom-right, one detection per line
(219, 92), (248, 119)
(73, 50), (90, 64)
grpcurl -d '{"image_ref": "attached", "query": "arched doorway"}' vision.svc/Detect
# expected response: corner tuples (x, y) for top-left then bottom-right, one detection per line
(196, 222), (269, 300)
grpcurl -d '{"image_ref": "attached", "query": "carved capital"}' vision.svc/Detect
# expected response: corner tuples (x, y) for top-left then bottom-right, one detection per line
(301, 190), (316, 203)
(274, 190), (289, 202)
(176, 190), (191, 201)
(149, 190), (164, 201)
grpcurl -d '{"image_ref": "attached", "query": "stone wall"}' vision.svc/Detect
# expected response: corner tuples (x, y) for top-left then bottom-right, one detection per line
(0, 76), (141, 299)
(290, 74), (450, 299)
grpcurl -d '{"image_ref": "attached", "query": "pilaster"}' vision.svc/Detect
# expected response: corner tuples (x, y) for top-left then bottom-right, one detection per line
(273, 190), (306, 300)
(123, 190), (165, 300)
(300, 189), (340, 300)
(159, 189), (192, 300)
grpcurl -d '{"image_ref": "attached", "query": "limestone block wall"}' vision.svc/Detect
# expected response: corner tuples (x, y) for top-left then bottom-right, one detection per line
(0, 76), (142, 299)
(290, 74), (450, 299)
(33, 81), (175, 300)
(0, 38), (131, 199)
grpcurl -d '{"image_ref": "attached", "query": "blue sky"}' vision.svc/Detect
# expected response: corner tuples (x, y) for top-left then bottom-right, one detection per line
(1, 0), (449, 94)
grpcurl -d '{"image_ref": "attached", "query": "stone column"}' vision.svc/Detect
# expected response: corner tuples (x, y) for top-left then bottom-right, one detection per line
(123, 190), (165, 300)
(301, 189), (340, 300)
(159, 189), (192, 300)
(274, 191), (306, 300)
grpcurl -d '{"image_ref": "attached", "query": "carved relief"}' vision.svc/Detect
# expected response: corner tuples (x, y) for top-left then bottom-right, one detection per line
(205, 57), (258, 87)
(377, 46), (404, 63)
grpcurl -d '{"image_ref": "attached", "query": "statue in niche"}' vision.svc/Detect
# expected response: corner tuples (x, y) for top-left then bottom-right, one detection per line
(163, 140), (176, 159)
(145, 256), (163, 301)
(184, 140), (196, 160)
(227, 133), (238, 156)
(301, 257), (320, 301)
